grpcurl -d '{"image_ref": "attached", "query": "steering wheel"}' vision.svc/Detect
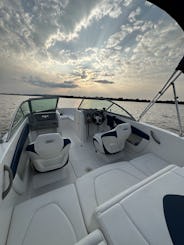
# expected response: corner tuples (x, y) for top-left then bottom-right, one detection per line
(86, 113), (92, 123)
(92, 111), (105, 125)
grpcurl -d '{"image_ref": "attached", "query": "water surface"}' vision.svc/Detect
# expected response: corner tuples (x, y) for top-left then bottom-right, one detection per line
(0, 95), (183, 137)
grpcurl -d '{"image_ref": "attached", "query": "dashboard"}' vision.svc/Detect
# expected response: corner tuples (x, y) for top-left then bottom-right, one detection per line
(83, 109), (106, 125)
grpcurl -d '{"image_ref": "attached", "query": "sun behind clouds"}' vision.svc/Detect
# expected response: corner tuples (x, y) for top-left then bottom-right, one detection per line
(0, 0), (183, 99)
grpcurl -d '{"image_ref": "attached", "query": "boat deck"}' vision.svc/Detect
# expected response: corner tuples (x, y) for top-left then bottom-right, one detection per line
(28, 118), (140, 198)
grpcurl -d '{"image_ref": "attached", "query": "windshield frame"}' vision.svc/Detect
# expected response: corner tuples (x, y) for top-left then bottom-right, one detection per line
(5, 96), (59, 141)
(28, 96), (59, 113)
(5, 99), (30, 141)
(78, 98), (135, 120)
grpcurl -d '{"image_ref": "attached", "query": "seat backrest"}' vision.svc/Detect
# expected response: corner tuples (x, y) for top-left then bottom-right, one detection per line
(26, 133), (71, 172)
(34, 133), (64, 158)
(116, 123), (131, 144)
(102, 123), (131, 153)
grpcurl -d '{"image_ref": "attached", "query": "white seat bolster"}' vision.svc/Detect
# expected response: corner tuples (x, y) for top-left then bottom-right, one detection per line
(75, 230), (107, 245)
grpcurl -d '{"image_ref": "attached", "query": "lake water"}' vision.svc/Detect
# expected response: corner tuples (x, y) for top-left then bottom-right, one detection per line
(0, 95), (183, 137)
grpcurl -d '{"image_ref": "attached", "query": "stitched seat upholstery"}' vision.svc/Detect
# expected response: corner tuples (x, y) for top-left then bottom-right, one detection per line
(93, 123), (131, 154)
(26, 133), (71, 172)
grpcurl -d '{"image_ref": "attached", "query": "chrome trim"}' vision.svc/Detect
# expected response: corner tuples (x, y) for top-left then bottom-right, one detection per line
(172, 82), (183, 136)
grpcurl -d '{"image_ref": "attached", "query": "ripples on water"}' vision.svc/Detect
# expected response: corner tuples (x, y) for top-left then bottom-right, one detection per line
(0, 95), (183, 137)
(122, 101), (184, 134)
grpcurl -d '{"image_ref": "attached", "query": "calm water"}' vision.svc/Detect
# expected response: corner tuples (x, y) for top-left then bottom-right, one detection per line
(0, 95), (183, 137)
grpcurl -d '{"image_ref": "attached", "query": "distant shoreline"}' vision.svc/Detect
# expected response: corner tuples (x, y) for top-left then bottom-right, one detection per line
(0, 93), (183, 104)
(115, 98), (184, 104)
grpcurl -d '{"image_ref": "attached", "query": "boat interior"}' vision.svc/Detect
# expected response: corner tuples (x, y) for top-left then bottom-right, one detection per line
(1, 95), (184, 245)
(0, 0), (184, 243)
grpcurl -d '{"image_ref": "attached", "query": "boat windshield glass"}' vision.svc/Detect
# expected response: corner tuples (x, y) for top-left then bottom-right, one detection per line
(78, 99), (135, 119)
(107, 101), (135, 119)
(78, 99), (112, 110)
(6, 100), (31, 140)
(30, 97), (58, 113)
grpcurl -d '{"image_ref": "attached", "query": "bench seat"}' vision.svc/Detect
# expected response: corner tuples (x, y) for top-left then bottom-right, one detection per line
(96, 165), (181, 245)
(7, 184), (87, 245)
(76, 153), (169, 231)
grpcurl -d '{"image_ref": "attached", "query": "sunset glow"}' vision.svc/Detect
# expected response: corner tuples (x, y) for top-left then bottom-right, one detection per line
(0, 0), (183, 99)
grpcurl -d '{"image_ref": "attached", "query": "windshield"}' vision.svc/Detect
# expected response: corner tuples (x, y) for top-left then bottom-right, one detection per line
(79, 99), (135, 119)
(30, 98), (58, 113)
(79, 99), (112, 110)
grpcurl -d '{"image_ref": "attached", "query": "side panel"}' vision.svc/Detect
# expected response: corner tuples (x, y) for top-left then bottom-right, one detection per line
(0, 119), (30, 245)
(119, 115), (184, 166)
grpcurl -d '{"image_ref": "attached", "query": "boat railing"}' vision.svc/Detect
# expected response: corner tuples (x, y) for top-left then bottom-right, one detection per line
(138, 56), (184, 136)
(5, 100), (30, 142)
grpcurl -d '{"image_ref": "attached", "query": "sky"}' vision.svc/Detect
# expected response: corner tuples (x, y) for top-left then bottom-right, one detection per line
(0, 0), (184, 99)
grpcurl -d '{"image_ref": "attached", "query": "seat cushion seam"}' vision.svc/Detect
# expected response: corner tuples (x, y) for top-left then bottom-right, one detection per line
(20, 202), (78, 244)
(93, 167), (144, 206)
(120, 204), (150, 244)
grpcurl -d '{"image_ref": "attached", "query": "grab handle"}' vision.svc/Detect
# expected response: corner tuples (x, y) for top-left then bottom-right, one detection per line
(151, 130), (161, 145)
(2, 165), (13, 199)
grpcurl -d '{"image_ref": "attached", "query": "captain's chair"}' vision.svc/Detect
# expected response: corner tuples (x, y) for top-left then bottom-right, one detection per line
(93, 123), (131, 154)
(26, 133), (71, 172)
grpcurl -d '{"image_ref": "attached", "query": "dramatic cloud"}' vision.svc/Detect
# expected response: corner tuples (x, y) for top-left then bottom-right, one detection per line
(25, 76), (78, 88)
(0, 0), (183, 99)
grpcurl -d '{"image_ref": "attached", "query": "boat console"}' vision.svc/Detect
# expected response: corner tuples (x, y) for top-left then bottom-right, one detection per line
(28, 111), (59, 131)
(83, 109), (106, 125)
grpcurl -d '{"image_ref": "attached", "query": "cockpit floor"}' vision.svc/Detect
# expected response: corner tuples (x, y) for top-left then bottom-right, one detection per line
(29, 119), (138, 198)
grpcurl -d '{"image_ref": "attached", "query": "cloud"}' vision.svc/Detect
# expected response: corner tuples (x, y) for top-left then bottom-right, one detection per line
(106, 30), (127, 48)
(45, 0), (124, 46)
(81, 70), (88, 79)
(25, 76), (78, 88)
(0, 0), (184, 99)
(123, 0), (133, 7)
(94, 79), (114, 84)
(123, 19), (184, 81)
(128, 7), (141, 22)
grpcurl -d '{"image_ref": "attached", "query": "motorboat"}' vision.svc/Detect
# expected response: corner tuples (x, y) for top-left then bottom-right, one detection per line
(0, 1), (184, 245)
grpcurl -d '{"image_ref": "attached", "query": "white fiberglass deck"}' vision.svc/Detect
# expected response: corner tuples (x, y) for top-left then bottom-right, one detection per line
(3, 112), (179, 245)
(28, 117), (169, 199)
(29, 118), (136, 196)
